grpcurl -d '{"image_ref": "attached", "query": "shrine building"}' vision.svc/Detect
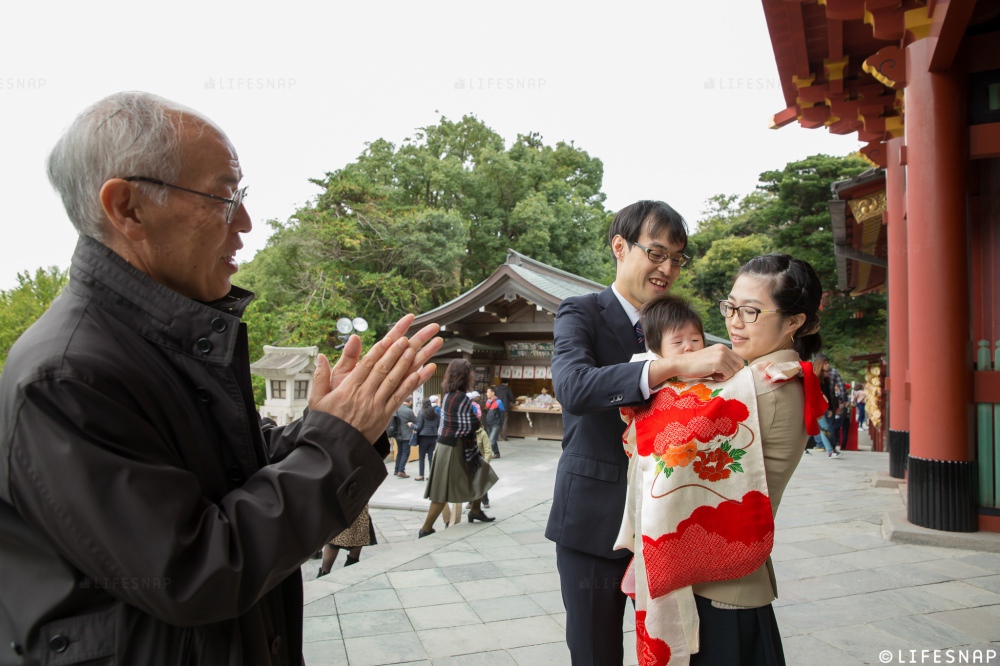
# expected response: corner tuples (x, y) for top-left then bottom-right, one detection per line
(762, 0), (1000, 532)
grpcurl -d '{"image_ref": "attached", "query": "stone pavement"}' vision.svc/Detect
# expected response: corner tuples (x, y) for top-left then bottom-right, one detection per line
(299, 436), (1000, 666)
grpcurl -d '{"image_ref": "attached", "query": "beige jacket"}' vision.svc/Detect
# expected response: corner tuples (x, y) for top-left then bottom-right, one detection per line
(692, 348), (806, 607)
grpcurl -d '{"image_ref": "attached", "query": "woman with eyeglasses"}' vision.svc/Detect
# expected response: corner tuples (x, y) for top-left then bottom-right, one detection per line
(687, 253), (825, 666)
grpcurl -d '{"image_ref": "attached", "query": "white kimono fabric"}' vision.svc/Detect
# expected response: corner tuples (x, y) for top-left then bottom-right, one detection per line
(616, 364), (793, 666)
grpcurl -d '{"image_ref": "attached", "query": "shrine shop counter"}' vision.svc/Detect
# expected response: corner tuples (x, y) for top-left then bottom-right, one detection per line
(506, 406), (563, 440)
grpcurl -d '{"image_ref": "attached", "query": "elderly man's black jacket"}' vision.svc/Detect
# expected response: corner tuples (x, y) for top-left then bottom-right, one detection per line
(0, 236), (388, 665)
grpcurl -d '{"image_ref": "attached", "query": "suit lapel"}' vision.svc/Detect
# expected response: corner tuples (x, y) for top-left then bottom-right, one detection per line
(598, 287), (641, 359)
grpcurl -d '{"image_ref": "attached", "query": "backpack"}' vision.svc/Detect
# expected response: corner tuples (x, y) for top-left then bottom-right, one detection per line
(386, 413), (401, 439)
(484, 400), (501, 426)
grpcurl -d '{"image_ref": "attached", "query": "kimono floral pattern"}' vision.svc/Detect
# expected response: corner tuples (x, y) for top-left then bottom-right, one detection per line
(636, 611), (672, 666)
(632, 383), (750, 486)
(618, 370), (777, 666)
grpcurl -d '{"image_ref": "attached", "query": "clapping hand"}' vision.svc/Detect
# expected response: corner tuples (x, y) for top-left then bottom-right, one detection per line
(309, 314), (443, 443)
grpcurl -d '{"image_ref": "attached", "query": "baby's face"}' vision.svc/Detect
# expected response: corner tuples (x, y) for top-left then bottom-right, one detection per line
(657, 323), (705, 357)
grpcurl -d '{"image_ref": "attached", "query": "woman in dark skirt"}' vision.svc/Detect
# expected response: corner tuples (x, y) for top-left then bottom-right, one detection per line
(688, 255), (826, 666)
(317, 505), (376, 576)
(418, 359), (498, 537)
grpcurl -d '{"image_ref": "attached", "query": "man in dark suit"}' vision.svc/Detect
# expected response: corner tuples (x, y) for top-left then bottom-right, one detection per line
(546, 200), (743, 664)
(495, 379), (516, 442)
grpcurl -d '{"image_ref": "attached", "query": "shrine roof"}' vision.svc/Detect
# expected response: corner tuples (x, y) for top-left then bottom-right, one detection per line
(410, 249), (603, 331)
(250, 345), (319, 376)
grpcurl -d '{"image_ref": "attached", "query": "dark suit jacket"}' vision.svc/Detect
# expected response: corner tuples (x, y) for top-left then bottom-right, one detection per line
(494, 383), (515, 413)
(545, 287), (647, 558)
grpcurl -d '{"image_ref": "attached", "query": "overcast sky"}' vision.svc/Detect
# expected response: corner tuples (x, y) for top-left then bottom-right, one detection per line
(0, 1), (860, 292)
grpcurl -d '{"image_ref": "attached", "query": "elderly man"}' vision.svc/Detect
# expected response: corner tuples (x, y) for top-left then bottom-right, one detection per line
(0, 92), (441, 665)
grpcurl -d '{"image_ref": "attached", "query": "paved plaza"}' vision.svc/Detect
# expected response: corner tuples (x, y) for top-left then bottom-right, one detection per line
(299, 435), (1000, 665)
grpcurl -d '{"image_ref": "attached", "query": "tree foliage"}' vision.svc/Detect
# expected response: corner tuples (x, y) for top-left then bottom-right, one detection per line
(236, 115), (612, 403)
(239, 115), (612, 351)
(0, 267), (68, 373)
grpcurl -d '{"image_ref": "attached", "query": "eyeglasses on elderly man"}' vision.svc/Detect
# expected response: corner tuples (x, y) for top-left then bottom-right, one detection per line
(123, 176), (247, 224)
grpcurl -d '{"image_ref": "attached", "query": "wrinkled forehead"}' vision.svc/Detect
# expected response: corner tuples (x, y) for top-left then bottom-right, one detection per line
(173, 110), (241, 178)
(183, 114), (232, 146)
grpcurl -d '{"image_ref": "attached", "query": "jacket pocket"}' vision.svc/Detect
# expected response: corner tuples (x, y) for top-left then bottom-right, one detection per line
(39, 608), (115, 665)
(560, 453), (619, 483)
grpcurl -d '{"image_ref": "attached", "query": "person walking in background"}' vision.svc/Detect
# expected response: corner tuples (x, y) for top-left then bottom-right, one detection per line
(317, 505), (376, 576)
(839, 381), (853, 450)
(426, 394), (462, 520)
(419, 360), (499, 537)
(484, 386), (505, 458)
(475, 418), (494, 509)
(386, 409), (401, 464)
(495, 379), (515, 441)
(815, 355), (842, 458)
(854, 384), (867, 429)
(393, 397), (418, 478)
(413, 396), (440, 481)
(468, 390), (482, 419)
(813, 353), (849, 451)
(546, 200), (743, 664)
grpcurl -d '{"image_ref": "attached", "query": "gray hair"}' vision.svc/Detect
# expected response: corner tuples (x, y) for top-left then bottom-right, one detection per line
(46, 91), (206, 239)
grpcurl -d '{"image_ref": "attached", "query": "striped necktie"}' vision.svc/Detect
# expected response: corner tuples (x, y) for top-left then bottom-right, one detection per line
(634, 320), (645, 350)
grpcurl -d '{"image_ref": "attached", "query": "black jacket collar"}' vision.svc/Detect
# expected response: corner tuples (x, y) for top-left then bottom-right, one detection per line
(68, 235), (255, 363)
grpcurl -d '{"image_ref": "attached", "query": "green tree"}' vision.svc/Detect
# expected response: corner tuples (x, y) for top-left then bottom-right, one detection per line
(0, 267), (69, 373)
(238, 115), (613, 381)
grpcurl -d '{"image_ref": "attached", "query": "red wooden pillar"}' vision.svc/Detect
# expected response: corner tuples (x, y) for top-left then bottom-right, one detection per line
(904, 38), (976, 531)
(885, 136), (910, 478)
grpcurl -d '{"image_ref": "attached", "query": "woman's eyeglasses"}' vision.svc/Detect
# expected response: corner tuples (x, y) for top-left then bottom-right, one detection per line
(719, 301), (783, 324)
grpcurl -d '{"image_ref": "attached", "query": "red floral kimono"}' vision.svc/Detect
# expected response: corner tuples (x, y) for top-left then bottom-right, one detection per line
(616, 361), (824, 665)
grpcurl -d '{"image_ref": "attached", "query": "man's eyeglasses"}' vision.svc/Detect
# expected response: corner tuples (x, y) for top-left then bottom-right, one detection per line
(124, 177), (247, 224)
(631, 242), (691, 268)
(719, 301), (783, 324)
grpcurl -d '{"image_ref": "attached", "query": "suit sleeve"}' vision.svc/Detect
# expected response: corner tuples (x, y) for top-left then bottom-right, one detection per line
(8, 377), (387, 627)
(551, 295), (646, 415)
(545, 293), (642, 557)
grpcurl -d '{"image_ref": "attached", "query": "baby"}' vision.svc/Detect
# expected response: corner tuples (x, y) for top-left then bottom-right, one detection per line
(621, 295), (705, 458)
(638, 294), (705, 359)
